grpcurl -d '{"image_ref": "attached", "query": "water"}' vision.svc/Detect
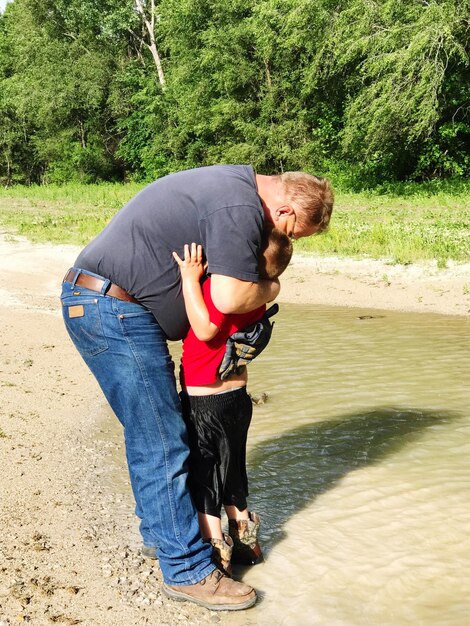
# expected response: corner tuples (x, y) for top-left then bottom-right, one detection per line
(223, 304), (470, 626)
(105, 303), (470, 625)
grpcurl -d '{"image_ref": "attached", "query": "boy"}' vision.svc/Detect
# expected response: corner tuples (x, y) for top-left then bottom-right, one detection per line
(172, 227), (292, 575)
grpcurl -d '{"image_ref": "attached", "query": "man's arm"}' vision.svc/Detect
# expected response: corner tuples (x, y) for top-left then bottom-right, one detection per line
(210, 274), (280, 315)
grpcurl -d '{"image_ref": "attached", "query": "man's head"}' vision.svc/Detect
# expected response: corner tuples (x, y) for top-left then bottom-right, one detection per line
(256, 172), (334, 240)
(258, 225), (293, 280)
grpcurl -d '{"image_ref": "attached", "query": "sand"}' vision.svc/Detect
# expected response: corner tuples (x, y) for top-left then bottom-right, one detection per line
(0, 232), (469, 625)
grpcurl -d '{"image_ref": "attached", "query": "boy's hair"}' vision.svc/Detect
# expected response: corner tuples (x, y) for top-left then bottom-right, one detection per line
(278, 172), (334, 234)
(258, 226), (293, 280)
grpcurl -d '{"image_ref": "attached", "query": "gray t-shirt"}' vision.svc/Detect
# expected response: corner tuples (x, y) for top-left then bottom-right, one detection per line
(75, 165), (264, 340)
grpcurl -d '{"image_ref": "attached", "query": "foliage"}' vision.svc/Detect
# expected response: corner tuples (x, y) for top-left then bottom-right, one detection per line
(0, 181), (142, 243)
(324, 0), (470, 182)
(0, 0), (469, 185)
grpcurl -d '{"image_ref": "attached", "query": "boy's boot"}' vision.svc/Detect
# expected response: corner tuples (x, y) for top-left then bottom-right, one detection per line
(209, 534), (233, 577)
(228, 511), (264, 565)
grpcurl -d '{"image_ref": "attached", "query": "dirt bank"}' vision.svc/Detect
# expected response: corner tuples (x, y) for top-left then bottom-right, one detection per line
(0, 233), (468, 625)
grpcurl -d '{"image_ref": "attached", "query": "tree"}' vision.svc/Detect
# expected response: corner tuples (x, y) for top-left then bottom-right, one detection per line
(1, 0), (468, 184)
(134, 0), (165, 87)
(321, 0), (470, 180)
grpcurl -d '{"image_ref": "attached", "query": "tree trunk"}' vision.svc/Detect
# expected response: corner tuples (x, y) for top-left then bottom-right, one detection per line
(135, 0), (165, 89)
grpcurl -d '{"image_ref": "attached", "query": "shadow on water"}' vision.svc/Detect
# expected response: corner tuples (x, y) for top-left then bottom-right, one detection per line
(243, 407), (460, 561)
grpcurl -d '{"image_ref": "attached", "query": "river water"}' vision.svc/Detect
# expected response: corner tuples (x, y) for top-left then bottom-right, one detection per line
(223, 303), (470, 626)
(104, 303), (470, 625)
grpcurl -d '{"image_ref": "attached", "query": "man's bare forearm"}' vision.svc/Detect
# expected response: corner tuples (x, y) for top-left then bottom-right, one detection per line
(210, 274), (280, 314)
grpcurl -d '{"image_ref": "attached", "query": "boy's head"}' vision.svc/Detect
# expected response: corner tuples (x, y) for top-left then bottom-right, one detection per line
(258, 225), (293, 280)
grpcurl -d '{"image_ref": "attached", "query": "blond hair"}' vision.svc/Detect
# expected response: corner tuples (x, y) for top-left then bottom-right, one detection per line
(258, 226), (293, 280)
(279, 172), (334, 233)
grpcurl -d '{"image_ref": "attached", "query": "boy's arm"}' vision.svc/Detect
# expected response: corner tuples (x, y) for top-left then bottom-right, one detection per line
(172, 243), (220, 342)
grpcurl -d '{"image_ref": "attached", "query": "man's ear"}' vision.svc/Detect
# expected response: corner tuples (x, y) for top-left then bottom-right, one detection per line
(275, 205), (294, 218)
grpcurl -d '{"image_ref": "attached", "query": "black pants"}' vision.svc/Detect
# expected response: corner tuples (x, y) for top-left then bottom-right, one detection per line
(180, 387), (253, 518)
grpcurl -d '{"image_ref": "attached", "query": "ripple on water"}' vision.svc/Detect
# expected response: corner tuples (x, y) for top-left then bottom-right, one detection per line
(221, 304), (470, 626)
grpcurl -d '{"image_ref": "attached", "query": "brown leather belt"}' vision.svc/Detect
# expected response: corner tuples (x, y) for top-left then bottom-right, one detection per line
(63, 269), (140, 305)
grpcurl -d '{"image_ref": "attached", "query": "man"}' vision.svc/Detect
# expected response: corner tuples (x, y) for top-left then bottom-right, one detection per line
(60, 165), (334, 611)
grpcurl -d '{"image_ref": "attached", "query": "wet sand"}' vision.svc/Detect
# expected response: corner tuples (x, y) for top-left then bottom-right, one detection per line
(0, 233), (469, 625)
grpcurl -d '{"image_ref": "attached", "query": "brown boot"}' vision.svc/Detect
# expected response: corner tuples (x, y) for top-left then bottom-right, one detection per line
(163, 569), (256, 611)
(209, 534), (233, 577)
(228, 511), (264, 565)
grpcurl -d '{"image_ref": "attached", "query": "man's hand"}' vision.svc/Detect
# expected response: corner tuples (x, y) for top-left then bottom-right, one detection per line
(172, 243), (206, 283)
(218, 304), (279, 380)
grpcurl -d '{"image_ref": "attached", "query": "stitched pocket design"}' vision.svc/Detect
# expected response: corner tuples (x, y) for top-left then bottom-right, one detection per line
(62, 298), (109, 357)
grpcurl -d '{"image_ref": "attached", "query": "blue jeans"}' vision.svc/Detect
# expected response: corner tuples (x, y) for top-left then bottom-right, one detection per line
(61, 269), (214, 585)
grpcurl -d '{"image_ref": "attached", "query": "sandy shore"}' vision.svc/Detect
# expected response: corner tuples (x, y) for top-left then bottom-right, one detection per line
(279, 254), (470, 316)
(0, 233), (469, 625)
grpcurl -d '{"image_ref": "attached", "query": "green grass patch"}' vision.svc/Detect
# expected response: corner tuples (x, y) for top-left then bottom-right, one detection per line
(0, 182), (142, 245)
(296, 181), (470, 265)
(0, 180), (469, 264)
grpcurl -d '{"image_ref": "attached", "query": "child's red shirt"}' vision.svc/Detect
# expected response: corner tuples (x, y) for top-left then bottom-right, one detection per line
(180, 277), (266, 386)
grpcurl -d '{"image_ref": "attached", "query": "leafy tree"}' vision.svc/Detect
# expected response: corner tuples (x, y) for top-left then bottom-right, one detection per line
(0, 0), (468, 185)
(322, 0), (470, 181)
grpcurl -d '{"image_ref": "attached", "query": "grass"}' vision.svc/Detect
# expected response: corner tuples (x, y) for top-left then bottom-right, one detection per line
(0, 182), (142, 245)
(296, 180), (470, 265)
(0, 180), (469, 264)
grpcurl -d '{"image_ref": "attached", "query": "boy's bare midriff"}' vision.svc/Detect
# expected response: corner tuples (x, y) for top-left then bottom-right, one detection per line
(183, 369), (248, 396)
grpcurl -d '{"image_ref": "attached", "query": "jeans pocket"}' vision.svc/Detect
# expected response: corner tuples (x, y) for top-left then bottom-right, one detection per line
(62, 298), (109, 357)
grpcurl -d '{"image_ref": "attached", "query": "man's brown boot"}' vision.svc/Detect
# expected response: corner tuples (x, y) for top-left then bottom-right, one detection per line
(228, 511), (264, 565)
(209, 534), (233, 577)
(163, 569), (256, 611)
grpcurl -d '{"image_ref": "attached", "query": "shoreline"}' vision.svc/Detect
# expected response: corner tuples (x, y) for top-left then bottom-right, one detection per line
(279, 253), (470, 317)
(1, 232), (469, 316)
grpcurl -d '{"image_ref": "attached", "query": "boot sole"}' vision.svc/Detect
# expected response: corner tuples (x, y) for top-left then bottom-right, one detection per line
(162, 584), (257, 611)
